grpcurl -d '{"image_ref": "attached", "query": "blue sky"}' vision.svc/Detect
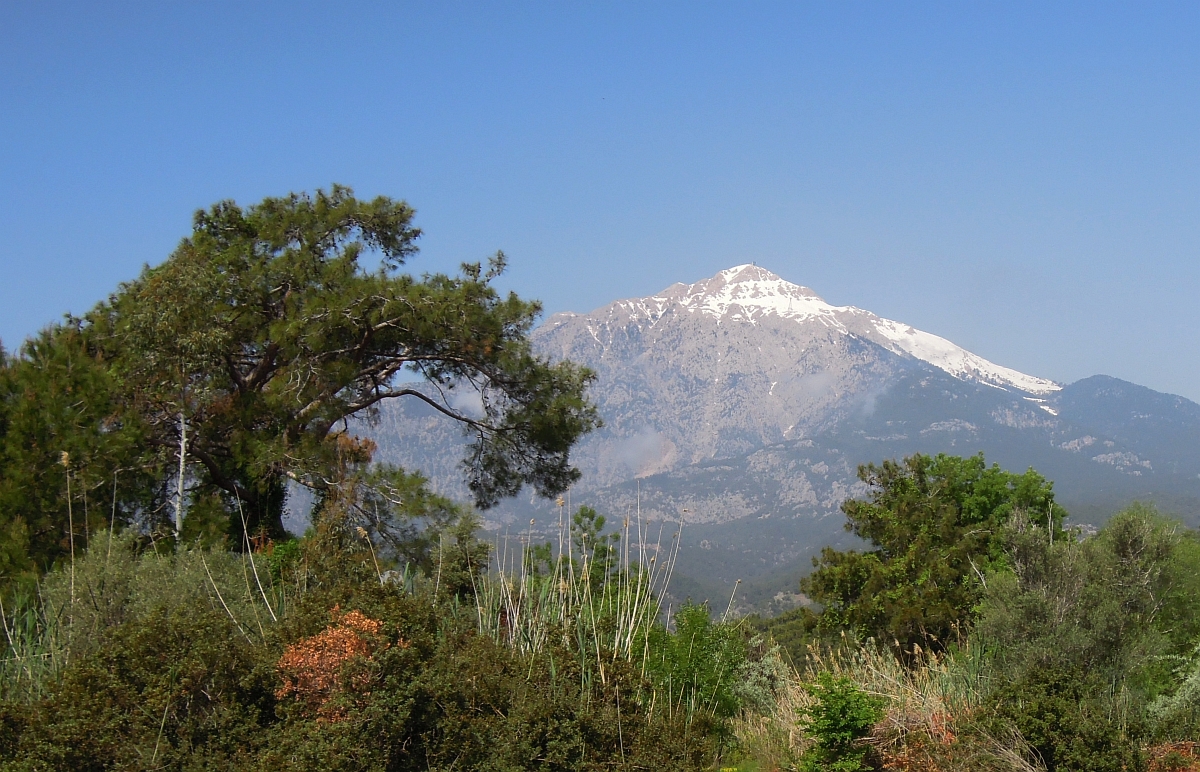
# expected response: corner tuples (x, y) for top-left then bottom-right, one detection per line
(3, 3), (1198, 400)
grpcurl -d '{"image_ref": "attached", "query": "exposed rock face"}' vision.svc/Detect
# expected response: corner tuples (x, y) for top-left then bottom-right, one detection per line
(531, 264), (1057, 488)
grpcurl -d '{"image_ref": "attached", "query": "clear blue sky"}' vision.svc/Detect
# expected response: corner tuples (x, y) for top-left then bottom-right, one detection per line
(3, 3), (1198, 400)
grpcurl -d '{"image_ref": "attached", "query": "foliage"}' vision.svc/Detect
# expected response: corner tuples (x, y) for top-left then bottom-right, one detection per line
(965, 505), (1200, 770)
(1147, 531), (1200, 739)
(975, 506), (1179, 689)
(0, 331), (162, 586)
(0, 530), (285, 703)
(570, 505), (621, 590)
(731, 634), (792, 715)
(972, 504), (1200, 751)
(744, 605), (822, 666)
(308, 440), (466, 573)
(740, 464), (1200, 770)
(274, 607), (389, 722)
(477, 507), (676, 682)
(0, 528), (720, 771)
(645, 603), (748, 724)
(0, 185), (599, 570)
(265, 538), (303, 584)
(983, 665), (1146, 772)
(797, 672), (885, 772)
(730, 632), (1038, 772)
(802, 452), (1061, 656)
(1, 601), (276, 771)
(92, 185), (599, 536)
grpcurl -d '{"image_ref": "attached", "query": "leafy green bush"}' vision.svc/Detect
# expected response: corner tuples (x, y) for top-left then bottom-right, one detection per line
(1, 602), (276, 771)
(1149, 645), (1200, 740)
(797, 672), (884, 772)
(965, 505), (1200, 770)
(266, 537), (302, 583)
(984, 666), (1146, 772)
(974, 507), (1187, 723)
(731, 635), (791, 715)
(259, 621), (710, 771)
(744, 605), (823, 666)
(644, 603), (748, 725)
(803, 452), (1060, 658)
(0, 530), (284, 703)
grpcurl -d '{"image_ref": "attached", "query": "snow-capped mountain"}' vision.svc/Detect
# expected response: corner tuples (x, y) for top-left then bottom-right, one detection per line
(530, 265), (1061, 487)
(370, 264), (1200, 609)
(549, 264), (1060, 396)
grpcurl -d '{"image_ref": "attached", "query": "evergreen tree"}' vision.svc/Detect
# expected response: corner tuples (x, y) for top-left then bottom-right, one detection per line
(0, 186), (600, 572)
(0, 329), (160, 585)
(802, 452), (1061, 656)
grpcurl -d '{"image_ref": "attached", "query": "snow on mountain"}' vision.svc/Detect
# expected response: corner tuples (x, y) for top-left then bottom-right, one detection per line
(612, 264), (1061, 396)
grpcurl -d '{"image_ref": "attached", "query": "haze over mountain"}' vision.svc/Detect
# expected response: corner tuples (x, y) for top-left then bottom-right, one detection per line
(370, 265), (1200, 607)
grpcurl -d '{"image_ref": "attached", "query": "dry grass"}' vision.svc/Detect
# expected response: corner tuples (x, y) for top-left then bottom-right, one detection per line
(731, 636), (1045, 772)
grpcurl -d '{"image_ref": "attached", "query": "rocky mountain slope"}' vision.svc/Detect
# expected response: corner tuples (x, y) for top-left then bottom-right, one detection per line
(368, 265), (1200, 607)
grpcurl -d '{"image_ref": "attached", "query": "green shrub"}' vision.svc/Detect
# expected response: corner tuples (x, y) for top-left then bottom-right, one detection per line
(0, 531), (284, 703)
(743, 605), (822, 666)
(803, 452), (1061, 658)
(797, 672), (884, 772)
(1, 531), (718, 771)
(266, 538), (302, 583)
(645, 603), (747, 724)
(984, 666), (1146, 772)
(731, 635), (791, 715)
(978, 506), (1180, 682)
(244, 568), (715, 771)
(0, 602), (277, 771)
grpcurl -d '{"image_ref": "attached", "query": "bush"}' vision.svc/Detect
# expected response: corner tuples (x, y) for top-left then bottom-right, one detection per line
(973, 506), (1191, 746)
(0, 602), (277, 771)
(744, 605), (822, 666)
(252, 574), (715, 770)
(644, 603), (748, 724)
(803, 452), (1060, 658)
(984, 666), (1146, 772)
(797, 672), (884, 772)
(0, 531), (284, 703)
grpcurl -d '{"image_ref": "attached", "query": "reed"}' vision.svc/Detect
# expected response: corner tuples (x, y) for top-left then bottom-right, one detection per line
(0, 587), (71, 702)
(473, 506), (683, 678)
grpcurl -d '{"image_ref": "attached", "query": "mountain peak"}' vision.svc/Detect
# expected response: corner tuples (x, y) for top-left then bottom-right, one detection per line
(714, 263), (789, 284)
(652, 264), (833, 323)
(700, 263), (822, 297)
(569, 264), (1062, 396)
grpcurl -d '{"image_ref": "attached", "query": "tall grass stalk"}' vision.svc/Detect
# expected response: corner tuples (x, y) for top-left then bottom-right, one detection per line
(474, 508), (683, 683)
(799, 637), (989, 747)
(0, 588), (72, 702)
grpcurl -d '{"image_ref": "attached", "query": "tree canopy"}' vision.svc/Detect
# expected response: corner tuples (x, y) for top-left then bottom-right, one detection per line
(801, 452), (1062, 656)
(0, 186), (600, 581)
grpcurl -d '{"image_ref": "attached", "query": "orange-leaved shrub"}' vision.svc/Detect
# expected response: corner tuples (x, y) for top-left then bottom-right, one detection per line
(276, 606), (398, 722)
